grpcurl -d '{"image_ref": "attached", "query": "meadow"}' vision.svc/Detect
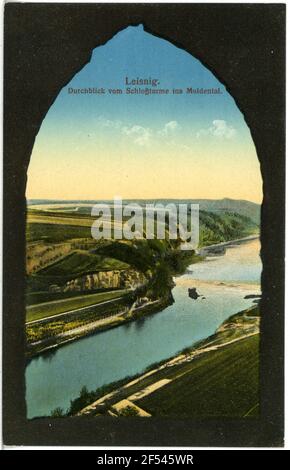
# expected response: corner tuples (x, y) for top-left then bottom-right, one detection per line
(138, 335), (259, 418)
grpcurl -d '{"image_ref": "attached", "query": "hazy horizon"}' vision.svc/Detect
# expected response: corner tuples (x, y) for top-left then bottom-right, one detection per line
(27, 196), (260, 205)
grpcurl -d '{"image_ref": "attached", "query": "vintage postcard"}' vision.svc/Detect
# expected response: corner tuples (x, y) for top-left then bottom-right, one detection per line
(3, 3), (285, 448)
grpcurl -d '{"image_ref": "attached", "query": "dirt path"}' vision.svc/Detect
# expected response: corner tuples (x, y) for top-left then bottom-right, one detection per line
(58, 311), (126, 338)
(197, 234), (259, 254)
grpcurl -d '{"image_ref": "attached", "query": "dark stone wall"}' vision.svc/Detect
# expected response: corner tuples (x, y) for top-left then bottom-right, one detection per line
(3, 3), (285, 446)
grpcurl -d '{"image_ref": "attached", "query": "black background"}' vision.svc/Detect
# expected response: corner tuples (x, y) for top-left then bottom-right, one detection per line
(3, 3), (285, 447)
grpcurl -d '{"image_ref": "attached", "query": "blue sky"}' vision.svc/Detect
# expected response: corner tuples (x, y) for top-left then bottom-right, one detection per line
(27, 25), (262, 202)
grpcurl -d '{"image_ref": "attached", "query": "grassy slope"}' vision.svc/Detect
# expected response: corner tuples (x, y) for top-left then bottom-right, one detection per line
(138, 334), (259, 418)
(193, 198), (260, 224)
(26, 289), (128, 322)
(27, 250), (131, 293)
(199, 210), (258, 246)
(37, 251), (129, 277)
(28, 211), (94, 226)
(27, 222), (92, 243)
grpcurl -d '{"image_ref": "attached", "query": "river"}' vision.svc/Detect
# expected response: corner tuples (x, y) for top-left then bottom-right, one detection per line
(25, 238), (261, 418)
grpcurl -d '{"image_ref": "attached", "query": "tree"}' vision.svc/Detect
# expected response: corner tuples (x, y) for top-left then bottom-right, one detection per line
(51, 407), (65, 418)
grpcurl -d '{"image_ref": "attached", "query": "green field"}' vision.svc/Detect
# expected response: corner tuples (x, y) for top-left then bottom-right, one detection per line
(27, 222), (93, 243)
(26, 289), (129, 322)
(138, 335), (259, 418)
(26, 297), (131, 345)
(26, 287), (122, 306)
(37, 251), (129, 277)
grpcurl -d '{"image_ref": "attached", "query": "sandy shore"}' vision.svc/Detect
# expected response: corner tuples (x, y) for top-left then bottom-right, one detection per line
(174, 277), (261, 292)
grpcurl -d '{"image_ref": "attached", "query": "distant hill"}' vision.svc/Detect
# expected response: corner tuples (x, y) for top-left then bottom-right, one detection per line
(190, 199), (260, 224)
(27, 198), (260, 224)
(147, 198), (260, 224)
(198, 210), (258, 246)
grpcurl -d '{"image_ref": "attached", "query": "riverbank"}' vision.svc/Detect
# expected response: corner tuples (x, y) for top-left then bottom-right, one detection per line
(26, 236), (261, 418)
(197, 234), (259, 255)
(26, 235), (259, 359)
(26, 294), (173, 359)
(73, 304), (260, 418)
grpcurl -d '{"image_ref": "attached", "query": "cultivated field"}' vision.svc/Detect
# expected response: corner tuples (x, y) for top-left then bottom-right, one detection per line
(26, 289), (128, 323)
(138, 334), (259, 418)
